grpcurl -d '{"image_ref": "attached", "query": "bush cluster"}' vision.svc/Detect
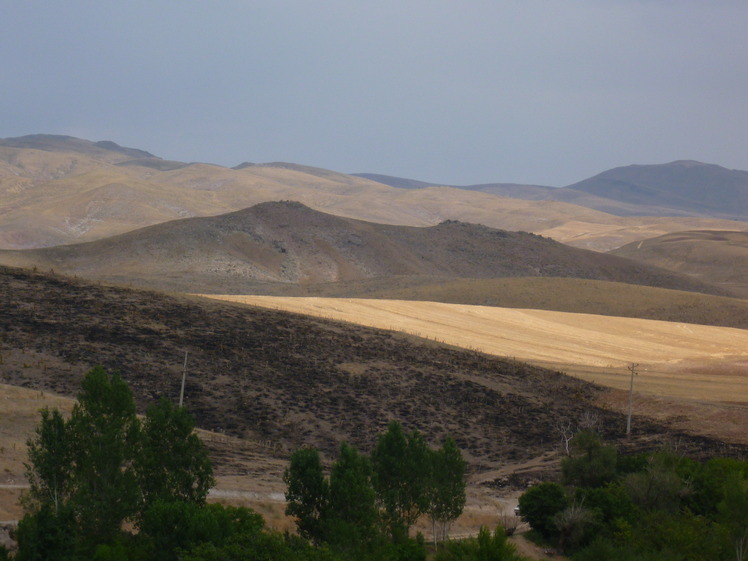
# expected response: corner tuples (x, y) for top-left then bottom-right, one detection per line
(517, 430), (748, 560)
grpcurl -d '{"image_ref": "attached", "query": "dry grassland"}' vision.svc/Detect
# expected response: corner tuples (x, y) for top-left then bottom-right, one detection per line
(202, 296), (748, 404)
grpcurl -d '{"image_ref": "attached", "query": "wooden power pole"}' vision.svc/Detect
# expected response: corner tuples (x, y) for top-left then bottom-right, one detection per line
(626, 362), (638, 437)
(179, 351), (188, 407)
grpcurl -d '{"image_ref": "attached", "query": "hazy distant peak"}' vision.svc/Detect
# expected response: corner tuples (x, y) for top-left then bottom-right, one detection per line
(0, 134), (156, 159)
(667, 160), (709, 167)
(93, 140), (155, 159)
(560, 160), (748, 220)
(232, 161), (256, 170)
(114, 158), (189, 171)
(352, 173), (439, 189)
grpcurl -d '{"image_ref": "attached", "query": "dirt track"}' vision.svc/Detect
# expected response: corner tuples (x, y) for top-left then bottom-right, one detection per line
(203, 296), (748, 404)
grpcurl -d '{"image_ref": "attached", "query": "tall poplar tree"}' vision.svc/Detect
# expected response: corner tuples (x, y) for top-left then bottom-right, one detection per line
(327, 442), (378, 551)
(426, 436), (466, 545)
(283, 447), (330, 544)
(67, 366), (141, 545)
(371, 421), (430, 542)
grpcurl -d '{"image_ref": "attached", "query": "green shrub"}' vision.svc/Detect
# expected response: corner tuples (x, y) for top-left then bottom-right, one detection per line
(518, 482), (568, 540)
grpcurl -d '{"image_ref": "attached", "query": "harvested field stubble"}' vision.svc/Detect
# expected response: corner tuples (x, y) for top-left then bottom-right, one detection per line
(203, 296), (748, 404)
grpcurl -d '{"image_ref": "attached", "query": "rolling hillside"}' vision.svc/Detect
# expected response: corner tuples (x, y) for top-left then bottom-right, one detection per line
(1, 135), (745, 252)
(610, 230), (748, 298)
(1, 264), (742, 466)
(0, 201), (728, 296)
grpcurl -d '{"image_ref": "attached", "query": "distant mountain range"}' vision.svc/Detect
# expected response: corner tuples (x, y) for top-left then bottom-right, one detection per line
(356, 160), (748, 221)
(1, 135), (746, 253)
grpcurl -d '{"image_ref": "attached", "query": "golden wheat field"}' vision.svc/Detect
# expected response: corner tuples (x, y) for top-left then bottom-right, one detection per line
(202, 296), (748, 404)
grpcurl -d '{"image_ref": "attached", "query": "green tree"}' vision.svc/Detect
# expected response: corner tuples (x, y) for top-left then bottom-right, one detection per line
(21, 366), (219, 557)
(552, 501), (600, 553)
(67, 366), (141, 545)
(15, 503), (77, 561)
(623, 452), (690, 513)
(426, 436), (466, 546)
(136, 397), (215, 516)
(371, 421), (430, 542)
(284, 447), (330, 544)
(326, 442), (379, 552)
(138, 502), (264, 561)
(518, 481), (568, 540)
(23, 407), (72, 514)
(717, 473), (748, 561)
(575, 483), (636, 535)
(561, 430), (617, 488)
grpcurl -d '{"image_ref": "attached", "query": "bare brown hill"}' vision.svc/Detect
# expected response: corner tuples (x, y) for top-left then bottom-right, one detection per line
(611, 230), (748, 298)
(1, 265), (743, 477)
(1, 135), (745, 252)
(0, 201), (727, 297)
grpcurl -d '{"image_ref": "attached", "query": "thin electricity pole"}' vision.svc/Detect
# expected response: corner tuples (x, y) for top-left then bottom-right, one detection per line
(626, 362), (639, 437)
(179, 351), (188, 407)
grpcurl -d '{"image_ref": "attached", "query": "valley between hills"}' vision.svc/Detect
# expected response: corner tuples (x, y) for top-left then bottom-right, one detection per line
(1, 135), (748, 543)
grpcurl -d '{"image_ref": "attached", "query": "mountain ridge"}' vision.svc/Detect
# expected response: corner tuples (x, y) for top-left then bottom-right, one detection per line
(0, 201), (729, 297)
(357, 160), (748, 221)
(2, 134), (746, 256)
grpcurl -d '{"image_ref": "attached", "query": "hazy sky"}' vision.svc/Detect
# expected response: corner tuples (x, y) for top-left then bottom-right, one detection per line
(4, 1), (748, 186)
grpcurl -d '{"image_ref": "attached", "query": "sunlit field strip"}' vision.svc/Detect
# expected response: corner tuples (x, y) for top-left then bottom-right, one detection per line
(200, 295), (748, 404)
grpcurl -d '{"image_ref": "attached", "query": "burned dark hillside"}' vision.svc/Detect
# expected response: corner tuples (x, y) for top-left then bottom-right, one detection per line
(1, 266), (741, 470)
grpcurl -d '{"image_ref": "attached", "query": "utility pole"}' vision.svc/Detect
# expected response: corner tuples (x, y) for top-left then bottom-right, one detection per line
(626, 362), (638, 437)
(179, 351), (188, 407)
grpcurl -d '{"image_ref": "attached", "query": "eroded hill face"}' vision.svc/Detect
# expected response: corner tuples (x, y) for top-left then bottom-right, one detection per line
(0, 202), (727, 296)
(1, 135), (746, 252)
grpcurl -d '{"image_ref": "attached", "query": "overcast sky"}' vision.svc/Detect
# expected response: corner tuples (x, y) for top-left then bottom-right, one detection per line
(3, 1), (748, 186)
